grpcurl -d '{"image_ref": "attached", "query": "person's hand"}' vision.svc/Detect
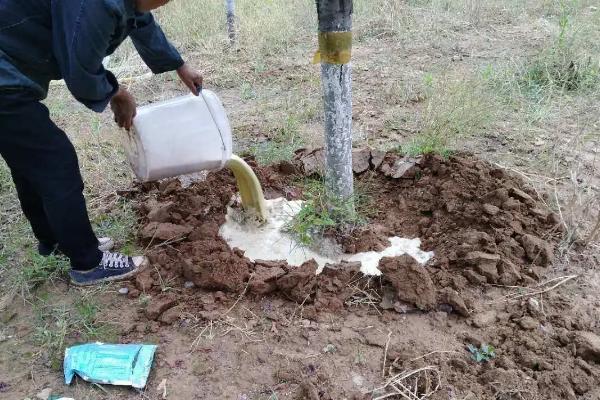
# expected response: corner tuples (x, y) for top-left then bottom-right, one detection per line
(177, 63), (204, 96)
(110, 87), (137, 130)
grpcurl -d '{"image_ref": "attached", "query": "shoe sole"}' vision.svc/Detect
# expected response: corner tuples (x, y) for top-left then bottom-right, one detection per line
(70, 257), (148, 287)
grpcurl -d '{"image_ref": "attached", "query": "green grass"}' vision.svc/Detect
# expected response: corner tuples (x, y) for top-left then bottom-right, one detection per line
(398, 135), (454, 158)
(286, 179), (373, 246)
(17, 253), (70, 290)
(488, 2), (599, 102)
(249, 115), (305, 165)
(388, 73), (497, 157)
(519, 9), (599, 95)
(33, 295), (117, 370)
(92, 200), (140, 256)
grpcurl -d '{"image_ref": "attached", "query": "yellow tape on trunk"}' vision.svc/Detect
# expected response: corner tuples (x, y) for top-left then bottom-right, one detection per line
(312, 31), (352, 64)
(226, 155), (268, 222)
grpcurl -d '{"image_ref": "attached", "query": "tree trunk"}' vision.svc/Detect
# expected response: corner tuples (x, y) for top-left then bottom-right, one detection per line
(316, 0), (354, 207)
(225, 0), (236, 44)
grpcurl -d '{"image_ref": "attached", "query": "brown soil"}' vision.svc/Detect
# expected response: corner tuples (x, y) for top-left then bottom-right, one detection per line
(134, 150), (562, 312)
(107, 150), (600, 399)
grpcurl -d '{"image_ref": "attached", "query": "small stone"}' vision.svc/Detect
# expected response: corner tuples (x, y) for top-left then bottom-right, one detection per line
(36, 388), (52, 400)
(184, 281), (195, 289)
(323, 344), (336, 354)
(352, 148), (371, 174)
(159, 305), (183, 325)
(482, 203), (500, 216)
(519, 316), (538, 330)
(118, 287), (129, 295)
(146, 296), (177, 320)
(527, 298), (541, 315)
(370, 150), (385, 169)
(574, 331), (600, 363)
(472, 310), (497, 328)
(384, 159), (417, 179)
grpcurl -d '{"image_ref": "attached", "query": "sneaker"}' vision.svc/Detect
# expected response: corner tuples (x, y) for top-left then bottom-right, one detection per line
(69, 251), (147, 286)
(38, 237), (114, 256)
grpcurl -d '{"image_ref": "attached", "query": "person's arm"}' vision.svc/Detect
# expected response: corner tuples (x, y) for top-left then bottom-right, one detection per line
(129, 12), (184, 74)
(130, 13), (203, 95)
(51, 0), (119, 112)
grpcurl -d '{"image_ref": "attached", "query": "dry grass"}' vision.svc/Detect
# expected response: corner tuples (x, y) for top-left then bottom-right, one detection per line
(373, 366), (442, 400)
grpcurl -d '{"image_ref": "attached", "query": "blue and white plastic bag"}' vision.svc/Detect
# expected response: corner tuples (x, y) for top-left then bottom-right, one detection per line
(64, 343), (157, 388)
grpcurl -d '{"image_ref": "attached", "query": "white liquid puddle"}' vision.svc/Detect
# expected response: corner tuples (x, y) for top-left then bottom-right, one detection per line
(218, 198), (433, 275)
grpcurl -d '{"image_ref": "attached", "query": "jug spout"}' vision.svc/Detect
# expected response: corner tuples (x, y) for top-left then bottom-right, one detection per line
(226, 155), (268, 221)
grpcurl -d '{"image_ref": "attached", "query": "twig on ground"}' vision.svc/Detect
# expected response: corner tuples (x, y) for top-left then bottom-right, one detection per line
(408, 350), (460, 363)
(586, 211), (600, 244)
(508, 275), (577, 300)
(92, 383), (109, 394)
(553, 186), (570, 233)
(152, 236), (187, 250)
(491, 275), (578, 304)
(382, 331), (392, 378)
(287, 293), (311, 325)
(373, 366), (441, 400)
(223, 273), (253, 317)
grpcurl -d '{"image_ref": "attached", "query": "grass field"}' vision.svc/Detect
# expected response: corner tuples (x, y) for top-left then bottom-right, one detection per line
(0, 0), (599, 398)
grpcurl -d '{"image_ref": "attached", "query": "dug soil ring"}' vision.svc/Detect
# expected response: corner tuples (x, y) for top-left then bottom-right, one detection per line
(132, 150), (562, 316)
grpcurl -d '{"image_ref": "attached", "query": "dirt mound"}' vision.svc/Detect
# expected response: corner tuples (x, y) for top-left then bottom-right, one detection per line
(132, 150), (562, 313)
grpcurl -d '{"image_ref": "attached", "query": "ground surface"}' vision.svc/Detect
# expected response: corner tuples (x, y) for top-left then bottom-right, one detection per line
(1, 1), (599, 399)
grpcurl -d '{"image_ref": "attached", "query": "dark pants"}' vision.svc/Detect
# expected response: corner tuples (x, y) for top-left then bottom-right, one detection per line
(0, 94), (102, 270)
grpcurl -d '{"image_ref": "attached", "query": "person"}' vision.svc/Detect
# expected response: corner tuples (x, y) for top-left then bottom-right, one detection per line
(0, 0), (203, 285)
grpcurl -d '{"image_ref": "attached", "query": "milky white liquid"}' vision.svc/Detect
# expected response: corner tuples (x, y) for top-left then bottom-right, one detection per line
(219, 198), (433, 275)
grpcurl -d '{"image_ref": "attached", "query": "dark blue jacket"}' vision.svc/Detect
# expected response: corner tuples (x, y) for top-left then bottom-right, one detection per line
(0, 0), (184, 112)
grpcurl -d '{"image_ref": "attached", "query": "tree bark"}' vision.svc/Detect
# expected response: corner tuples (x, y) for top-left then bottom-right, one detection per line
(316, 0), (354, 206)
(225, 0), (236, 44)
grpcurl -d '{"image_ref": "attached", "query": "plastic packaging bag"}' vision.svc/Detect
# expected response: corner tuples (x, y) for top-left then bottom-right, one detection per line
(64, 343), (157, 388)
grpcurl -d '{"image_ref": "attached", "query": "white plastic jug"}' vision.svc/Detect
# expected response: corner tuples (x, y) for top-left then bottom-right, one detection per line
(123, 90), (233, 182)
